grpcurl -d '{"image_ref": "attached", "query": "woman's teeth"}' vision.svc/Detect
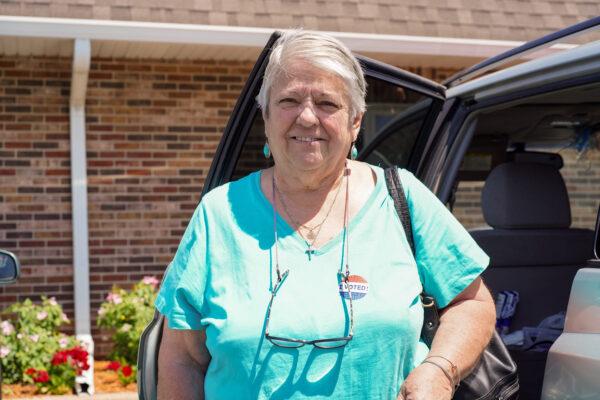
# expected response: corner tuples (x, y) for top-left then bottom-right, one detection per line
(294, 137), (321, 142)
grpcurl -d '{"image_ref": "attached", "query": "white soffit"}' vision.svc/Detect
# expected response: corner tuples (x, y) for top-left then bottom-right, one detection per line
(0, 16), (576, 67)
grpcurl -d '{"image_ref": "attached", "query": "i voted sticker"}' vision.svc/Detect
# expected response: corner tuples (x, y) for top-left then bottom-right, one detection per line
(339, 275), (369, 300)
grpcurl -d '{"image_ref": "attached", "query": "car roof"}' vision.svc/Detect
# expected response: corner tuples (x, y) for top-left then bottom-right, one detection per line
(444, 16), (600, 88)
(446, 39), (600, 101)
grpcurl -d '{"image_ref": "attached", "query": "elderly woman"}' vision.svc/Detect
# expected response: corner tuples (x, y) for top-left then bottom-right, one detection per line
(156, 31), (495, 400)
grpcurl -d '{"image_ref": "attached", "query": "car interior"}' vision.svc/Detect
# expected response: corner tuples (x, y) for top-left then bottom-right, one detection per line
(448, 81), (599, 399)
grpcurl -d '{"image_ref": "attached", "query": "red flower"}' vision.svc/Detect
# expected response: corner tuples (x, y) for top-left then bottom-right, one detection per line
(121, 365), (133, 377)
(68, 346), (88, 363)
(52, 351), (68, 366)
(80, 360), (90, 372)
(107, 360), (121, 371)
(25, 368), (36, 376)
(34, 370), (50, 383)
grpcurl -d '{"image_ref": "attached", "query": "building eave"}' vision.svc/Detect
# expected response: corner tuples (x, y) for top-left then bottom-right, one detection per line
(0, 15), (576, 68)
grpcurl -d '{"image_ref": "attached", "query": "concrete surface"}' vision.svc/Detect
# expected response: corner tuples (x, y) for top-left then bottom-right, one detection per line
(9, 392), (137, 400)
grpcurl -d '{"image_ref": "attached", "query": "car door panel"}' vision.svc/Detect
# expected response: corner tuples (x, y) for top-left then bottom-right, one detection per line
(542, 268), (600, 400)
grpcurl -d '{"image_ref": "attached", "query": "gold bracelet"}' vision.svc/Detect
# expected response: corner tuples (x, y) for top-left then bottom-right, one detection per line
(421, 360), (456, 393)
(425, 355), (459, 387)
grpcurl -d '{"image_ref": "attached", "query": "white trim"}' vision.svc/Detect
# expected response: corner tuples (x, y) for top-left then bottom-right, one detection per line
(0, 15), (575, 60)
(70, 37), (94, 394)
(70, 38), (91, 336)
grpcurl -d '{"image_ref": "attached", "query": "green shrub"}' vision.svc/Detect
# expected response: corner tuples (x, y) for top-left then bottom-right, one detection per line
(0, 297), (77, 384)
(97, 276), (158, 366)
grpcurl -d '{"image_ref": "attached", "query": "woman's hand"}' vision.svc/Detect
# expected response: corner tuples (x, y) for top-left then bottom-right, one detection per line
(397, 277), (495, 400)
(397, 362), (453, 400)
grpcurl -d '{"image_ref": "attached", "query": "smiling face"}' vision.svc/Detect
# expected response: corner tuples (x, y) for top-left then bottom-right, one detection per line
(265, 60), (363, 180)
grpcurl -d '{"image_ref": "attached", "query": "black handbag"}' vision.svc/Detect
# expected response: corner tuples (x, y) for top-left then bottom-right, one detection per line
(384, 167), (519, 400)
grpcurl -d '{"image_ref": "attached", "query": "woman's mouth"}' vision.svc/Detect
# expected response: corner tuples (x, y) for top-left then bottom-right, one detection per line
(292, 136), (324, 143)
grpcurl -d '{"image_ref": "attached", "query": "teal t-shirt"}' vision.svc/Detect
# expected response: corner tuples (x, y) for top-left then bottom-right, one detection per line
(155, 166), (489, 399)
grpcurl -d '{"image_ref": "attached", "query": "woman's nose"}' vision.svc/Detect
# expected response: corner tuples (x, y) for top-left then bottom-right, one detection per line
(296, 103), (319, 127)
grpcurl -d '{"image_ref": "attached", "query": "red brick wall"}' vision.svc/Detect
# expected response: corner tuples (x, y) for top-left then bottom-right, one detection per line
(87, 58), (252, 355)
(0, 56), (253, 355)
(563, 149), (600, 228)
(0, 57), (74, 324)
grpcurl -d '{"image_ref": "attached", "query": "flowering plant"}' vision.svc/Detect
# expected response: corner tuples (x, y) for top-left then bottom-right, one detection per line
(97, 276), (158, 368)
(106, 359), (137, 385)
(23, 346), (90, 394)
(0, 297), (77, 385)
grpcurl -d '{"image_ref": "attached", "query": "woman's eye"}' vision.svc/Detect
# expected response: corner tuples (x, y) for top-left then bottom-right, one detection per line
(279, 98), (298, 104)
(318, 101), (339, 109)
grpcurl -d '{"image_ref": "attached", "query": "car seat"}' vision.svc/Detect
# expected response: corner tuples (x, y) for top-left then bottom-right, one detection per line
(470, 161), (594, 329)
(469, 161), (595, 400)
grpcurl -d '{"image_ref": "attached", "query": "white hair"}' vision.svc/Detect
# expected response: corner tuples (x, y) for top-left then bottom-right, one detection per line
(256, 30), (367, 120)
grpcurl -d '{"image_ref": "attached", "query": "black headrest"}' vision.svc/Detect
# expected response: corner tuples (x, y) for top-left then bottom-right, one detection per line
(482, 162), (571, 229)
(506, 151), (564, 169)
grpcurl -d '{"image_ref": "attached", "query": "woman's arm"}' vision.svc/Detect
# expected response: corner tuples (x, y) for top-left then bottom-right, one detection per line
(157, 319), (211, 400)
(399, 277), (496, 400)
(430, 276), (496, 378)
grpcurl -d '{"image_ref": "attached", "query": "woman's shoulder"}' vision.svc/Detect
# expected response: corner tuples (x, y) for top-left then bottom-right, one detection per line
(355, 162), (418, 193)
(197, 170), (263, 223)
(201, 170), (259, 202)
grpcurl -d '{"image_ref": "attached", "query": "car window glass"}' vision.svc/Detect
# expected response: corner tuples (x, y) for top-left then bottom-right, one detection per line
(231, 76), (436, 180)
(360, 77), (434, 169)
(453, 149), (600, 230)
(231, 109), (272, 181)
(450, 82), (600, 230)
(361, 97), (432, 168)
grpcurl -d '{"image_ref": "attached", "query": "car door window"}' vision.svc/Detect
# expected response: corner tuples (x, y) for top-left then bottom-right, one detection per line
(231, 108), (271, 181)
(360, 95), (433, 169)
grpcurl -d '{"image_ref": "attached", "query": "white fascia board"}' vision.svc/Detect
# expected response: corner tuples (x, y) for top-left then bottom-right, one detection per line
(0, 15), (574, 60)
(0, 16), (273, 47)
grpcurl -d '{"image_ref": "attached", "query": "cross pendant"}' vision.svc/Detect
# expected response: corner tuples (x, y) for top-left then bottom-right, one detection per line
(306, 248), (315, 261)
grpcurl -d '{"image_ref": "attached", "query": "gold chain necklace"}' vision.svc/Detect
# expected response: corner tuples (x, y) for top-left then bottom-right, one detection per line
(274, 171), (345, 251)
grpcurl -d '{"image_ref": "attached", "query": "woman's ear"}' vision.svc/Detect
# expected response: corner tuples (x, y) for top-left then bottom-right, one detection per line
(351, 112), (364, 142)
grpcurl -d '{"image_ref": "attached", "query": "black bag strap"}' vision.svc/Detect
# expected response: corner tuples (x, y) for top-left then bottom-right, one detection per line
(384, 167), (415, 256)
(384, 167), (439, 347)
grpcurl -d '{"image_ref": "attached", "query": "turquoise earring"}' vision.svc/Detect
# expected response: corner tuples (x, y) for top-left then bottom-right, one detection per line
(350, 143), (358, 160)
(263, 142), (271, 158)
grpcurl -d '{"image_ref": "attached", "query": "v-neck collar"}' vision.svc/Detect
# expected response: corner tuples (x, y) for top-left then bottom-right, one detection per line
(253, 166), (383, 256)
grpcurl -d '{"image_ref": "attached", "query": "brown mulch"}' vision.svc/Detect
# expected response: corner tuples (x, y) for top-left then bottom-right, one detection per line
(2, 361), (136, 399)
(2, 384), (36, 399)
(92, 361), (137, 393)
